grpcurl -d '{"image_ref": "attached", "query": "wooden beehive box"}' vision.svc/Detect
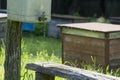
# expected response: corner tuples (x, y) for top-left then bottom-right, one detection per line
(58, 22), (120, 68)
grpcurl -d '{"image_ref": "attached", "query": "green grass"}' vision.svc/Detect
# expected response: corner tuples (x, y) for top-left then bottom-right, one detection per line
(22, 32), (61, 57)
(0, 45), (5, 80)
(21, 49), (62, 80)
(0, 33), (66, 80)
(0, 33), (120, 80)
(21, 33), (64, 80)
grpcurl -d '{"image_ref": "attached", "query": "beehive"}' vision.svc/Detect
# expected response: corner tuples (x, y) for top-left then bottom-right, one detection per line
(7, 0), (51, 22)
(58, 22), (120, 68)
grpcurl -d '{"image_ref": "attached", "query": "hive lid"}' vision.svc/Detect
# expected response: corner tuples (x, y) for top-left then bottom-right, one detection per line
(58, 22), (120, 33)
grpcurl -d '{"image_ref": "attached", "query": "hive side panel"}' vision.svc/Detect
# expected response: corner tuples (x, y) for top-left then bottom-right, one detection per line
(62, 34), (106, 66)
(109, 39), (120, 67)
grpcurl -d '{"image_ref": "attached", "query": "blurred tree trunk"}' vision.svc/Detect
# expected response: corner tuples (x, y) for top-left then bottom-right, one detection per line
(0, 0), (7, 9)
(106, 0), (120, 17)
(52, 0), (120, 17)
(100, 0), (106, 16)
(52, 0), (66, 14)
(52, 0), (72, 14)
(69, 0), (80, 15)
(4, 20), (22, 80)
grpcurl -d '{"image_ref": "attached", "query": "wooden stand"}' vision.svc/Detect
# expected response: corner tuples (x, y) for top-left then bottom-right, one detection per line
(36, 72), (54, 80)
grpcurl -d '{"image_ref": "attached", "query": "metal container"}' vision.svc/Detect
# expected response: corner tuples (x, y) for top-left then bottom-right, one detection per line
(7, 0), (51, 22)
(58, 23), (120, 68)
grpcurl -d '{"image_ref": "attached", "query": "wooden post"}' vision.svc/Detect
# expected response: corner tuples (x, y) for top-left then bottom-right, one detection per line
(35, 72), (55, 80)
(4, 20), (22, 80)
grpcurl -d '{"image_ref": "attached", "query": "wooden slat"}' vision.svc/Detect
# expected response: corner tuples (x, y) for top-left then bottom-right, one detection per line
(26, 62), (119, 80)
(58, 22), (120, 32)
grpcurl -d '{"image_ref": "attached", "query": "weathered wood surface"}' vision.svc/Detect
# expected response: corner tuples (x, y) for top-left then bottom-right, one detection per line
(26, 62), (120, 80)
(58, 23), (120, 68)
(58, 22), (120, 32)
(52, 14), (90, 21)
(62, 34), (106, 66)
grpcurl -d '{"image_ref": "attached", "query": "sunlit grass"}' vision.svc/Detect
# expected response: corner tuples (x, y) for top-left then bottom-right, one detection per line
(22, 32), (61, 57)
(21, 50), (62, 80)
(20, 33), (63, 80)
(0, 33), (120, 80)
(0, 33), (64, 80)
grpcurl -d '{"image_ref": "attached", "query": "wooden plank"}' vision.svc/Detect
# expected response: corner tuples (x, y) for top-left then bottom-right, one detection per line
(62, 28), (120, 39)
(62, 34), (106, 66)
(62, 28), (105, 39)
(104, 33), (110, 67)
(52, 14), (90, 20)
(58, 23), (120, 32)
(63, 34), (105, 56)
(109, 32), (120, 39)
(26, 62), (119, 80)
(109, 39), (120, 67)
